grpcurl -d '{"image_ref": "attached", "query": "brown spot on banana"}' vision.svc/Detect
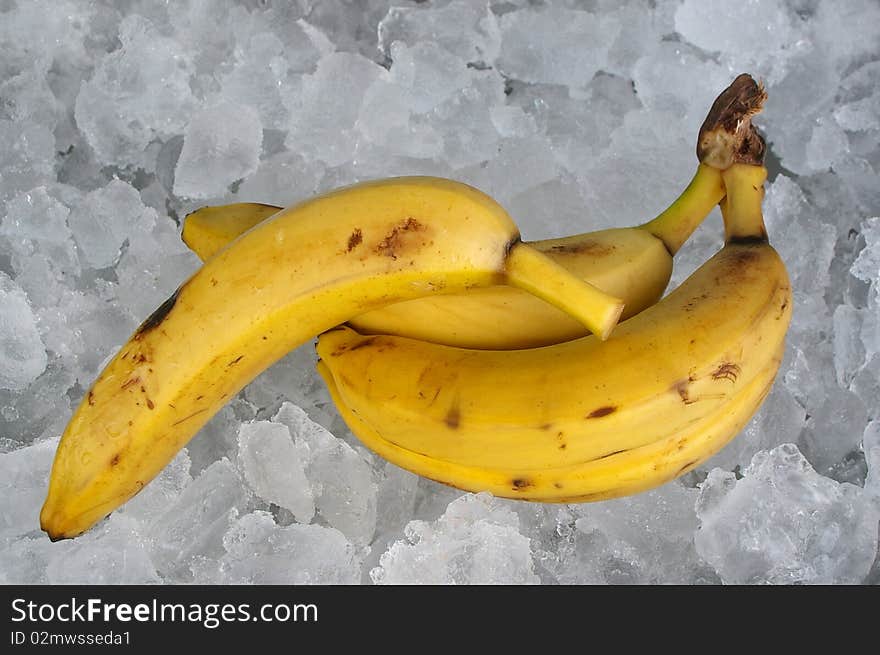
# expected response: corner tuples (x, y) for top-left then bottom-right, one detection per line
(374, 217), (426, 259)
(673, 378), (698, 404)
(547, 240), (616, 256)
(346, 228), (363, 252)
(511, 478), (531, 491)
(134, 287), (181, 339)
(444, 403), (461, 430)
(586, 406), (617, 419)
(711, 362), (741, 383)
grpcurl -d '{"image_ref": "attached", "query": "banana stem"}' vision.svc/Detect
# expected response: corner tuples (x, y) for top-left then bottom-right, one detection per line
(504, 242), (624, 340)
(638, 163), (725, 255)
(720, 164), (769, 242)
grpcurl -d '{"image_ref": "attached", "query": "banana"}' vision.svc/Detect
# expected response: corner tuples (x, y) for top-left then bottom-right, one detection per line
(40, 176), (626, 540)
(183, 169), (724, 349)
(315, 158), (792, 501)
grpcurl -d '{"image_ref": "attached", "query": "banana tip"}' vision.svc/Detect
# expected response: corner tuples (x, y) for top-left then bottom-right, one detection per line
(597, 301), (625, 341)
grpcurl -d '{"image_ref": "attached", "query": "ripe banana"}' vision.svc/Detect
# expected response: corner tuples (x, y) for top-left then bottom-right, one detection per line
(40, 176), (625, 539)
(183, 168), (724, 349)
(315, 161), (792, 502)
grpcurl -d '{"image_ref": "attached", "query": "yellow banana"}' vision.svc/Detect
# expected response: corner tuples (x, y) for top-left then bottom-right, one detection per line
(316, 160), (792, 502)
(183, 168), (724, 349)
(40, 176), (625, 540)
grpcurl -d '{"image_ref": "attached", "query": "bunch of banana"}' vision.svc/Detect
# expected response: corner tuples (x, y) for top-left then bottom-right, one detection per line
(40, 74), (786, 540)
(315, 75), (792, 502)
(40, 177), (625, 539)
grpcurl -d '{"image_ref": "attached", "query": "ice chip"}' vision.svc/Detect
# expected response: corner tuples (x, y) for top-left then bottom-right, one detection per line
(218, 28), (320, 130)
(864, 420), (880, 501)
(74, 14), (197, 168)
(375, 462), (420, 538)
(284, 53), (385, 167)
(46, 515), (161, 584)
(208, 510), (360, 584)
(805, 117), (850, 173)
(173, 101), (263, 200)
(674, 0), (798, 79)
(557, 483), (704, 584)
(0, 437), (58, 541)
(236, 151), (326, 208)
(0, 121), (56, 211)
(695, 444), (879, 584)
(0, 272), (48, 391)
(496, 7), (618, 89)
(812, 0), (880, 69)
(121, 450), (193, 525)
(68, 180), (159, 269)
(273, 403), (377, 545)
(851, 217), (880, 295)
(238, 420), (315, 524)
(833, 304), (867, 388)
(371, 493), (540, 585)
(378, 0), (501, 64)
(147, 458), (251, 581)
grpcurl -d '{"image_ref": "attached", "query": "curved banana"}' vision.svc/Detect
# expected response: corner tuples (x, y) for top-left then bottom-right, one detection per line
(316, 162), (792, 502)
(40, 177), (625, 539)
(183, 169), (724, 349)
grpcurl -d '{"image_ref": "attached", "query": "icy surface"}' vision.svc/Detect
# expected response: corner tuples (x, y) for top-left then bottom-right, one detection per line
(174, 100), (263, 199)
(696, 444), (879, 584)
(0, 272), (47, 391)
(371, 493), (540, 585)
(1, 0), (879, 585)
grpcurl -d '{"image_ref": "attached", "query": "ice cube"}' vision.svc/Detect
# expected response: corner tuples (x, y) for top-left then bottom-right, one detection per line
(852, 216), (880, 296)
(833, 304), (867, 388)
(674, 0), (798, 80)
(454, 135), (560, 208)
(695, 443), (879, 584)
(68, 179), (159, 270)
(556, 483), (705, 584)
(375, 462), (420, 538)
(273, 402), (377, 545)
(378, 0), (501, 65)
(218, 28), (320, 130)
(284, 52), (385, 167)
(371, 493), (540, 585)
(120, 449), (193, 525)
(0, 121), (56, 212)
(420, 68), (506, 169)
(0, 437), (58, 541)
(632, 41), (731, 126)
(805, 117), (850, 173)
(204, 510), (361, 584)
(864, 420), (880, 501)
(811, 0), (880, 70)
(0, 272), (48, 392)
(173, 101), (263, 200)
(147, 458), (251, 581)
(235, 151), (326, 208)
(46, 514), (161, 584)
(237, 420), (315, 524)
(74, 14), (197, 168)
(496, 7), (619, 89)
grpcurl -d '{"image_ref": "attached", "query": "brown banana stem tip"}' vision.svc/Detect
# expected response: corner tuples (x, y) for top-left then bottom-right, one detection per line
(697, 73), (767, 169)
